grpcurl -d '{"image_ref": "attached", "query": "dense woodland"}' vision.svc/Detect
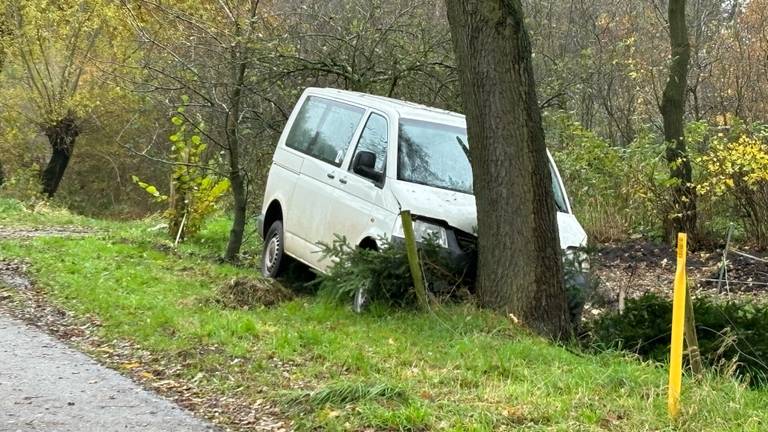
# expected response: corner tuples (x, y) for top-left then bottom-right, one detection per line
(1, 0), (767, 254)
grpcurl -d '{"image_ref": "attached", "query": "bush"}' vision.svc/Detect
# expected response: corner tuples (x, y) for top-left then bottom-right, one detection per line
(0, 164), (46, 205)
(696, 130), (768, 247)
(546, 112), (671, 241)
(316, 234), (592, 328)
(315, 235), (471, 308)
(132, 104), (230, 241)
(586, 293), (768, 387)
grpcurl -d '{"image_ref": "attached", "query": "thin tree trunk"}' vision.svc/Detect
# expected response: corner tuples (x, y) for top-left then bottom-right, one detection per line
(223, 8), (254, 262)
(661, 0), (697, 242)
(41, 116), (79, 197)
(445, 0), (570, 339)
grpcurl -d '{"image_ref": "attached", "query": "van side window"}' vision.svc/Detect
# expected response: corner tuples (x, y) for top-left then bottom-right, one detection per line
(285, 96), (364, 167)
(350, 113), (388, 176)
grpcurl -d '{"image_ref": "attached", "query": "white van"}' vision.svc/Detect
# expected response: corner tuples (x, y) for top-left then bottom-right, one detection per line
(258, 87), (588, 279)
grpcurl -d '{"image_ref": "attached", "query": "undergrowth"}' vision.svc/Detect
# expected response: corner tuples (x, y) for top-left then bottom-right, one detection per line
(587, 293), (768, 388)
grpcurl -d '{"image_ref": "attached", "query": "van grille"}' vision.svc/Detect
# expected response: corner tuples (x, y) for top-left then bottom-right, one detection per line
(454, 230), (477, 253)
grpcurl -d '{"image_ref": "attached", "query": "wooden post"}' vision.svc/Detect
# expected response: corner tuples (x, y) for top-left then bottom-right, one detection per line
(684, 287), (703, 377)
(400, 210), (429, 309)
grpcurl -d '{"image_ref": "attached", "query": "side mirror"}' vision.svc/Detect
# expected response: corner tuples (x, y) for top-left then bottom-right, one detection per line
(352, 151), (383, 183)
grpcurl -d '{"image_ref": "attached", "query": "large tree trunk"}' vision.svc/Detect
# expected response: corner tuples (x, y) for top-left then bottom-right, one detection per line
(42, 116), (79, 197)
(445, 0), (570, 339)
(661, 0), (697, 242)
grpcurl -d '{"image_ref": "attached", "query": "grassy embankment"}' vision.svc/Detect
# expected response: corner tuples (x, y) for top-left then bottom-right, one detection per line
(0, 198), (766, 431)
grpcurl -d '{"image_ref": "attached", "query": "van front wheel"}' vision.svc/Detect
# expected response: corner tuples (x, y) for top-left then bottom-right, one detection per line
(262, 220), (286, 278)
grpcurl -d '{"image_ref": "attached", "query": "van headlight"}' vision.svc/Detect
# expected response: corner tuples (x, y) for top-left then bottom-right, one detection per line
(564, 247), (590, 272)
(393, 217), (449, 248)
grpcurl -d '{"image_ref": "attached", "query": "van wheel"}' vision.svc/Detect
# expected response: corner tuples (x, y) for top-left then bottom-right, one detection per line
(262, 220), (286, 278)
(353, 280), (370, 313)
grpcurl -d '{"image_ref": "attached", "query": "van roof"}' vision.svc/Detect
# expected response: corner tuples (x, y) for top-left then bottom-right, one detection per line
(305, 87), (466, 124)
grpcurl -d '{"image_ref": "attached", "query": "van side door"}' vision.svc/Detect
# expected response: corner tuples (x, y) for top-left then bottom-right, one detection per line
(332, 112), (395, 248)
(282, 96), (365, 268)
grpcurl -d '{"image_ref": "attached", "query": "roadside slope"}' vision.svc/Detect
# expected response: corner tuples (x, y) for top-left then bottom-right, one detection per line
(1, 199), (767, 431)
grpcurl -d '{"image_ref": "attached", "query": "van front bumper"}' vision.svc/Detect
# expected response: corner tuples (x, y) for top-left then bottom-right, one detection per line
(390, 227), (477, 278)
(392, 231), (591, 294)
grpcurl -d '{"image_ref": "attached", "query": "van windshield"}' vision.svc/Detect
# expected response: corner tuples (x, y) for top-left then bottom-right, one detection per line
(397, 119), (568, 213)
(398, 119), (473, 194)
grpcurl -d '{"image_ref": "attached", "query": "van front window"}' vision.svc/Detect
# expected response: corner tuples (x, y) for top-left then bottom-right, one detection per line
(398, 119), (473, 194)
(397, 118), (569, 213)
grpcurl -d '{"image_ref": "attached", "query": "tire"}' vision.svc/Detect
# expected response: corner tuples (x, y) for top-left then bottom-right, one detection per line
(262, 220), (286, 278)
(352, 281), (370, 314)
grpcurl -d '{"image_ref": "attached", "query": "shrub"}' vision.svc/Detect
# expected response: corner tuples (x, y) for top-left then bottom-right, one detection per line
(133, 104), (230, 241)
(546, 113), (671, 241)
(696, 131), (768, 247)
(586, 293), (768, 387)
(315, 235), (471, 307)
(316, 234), (593, 328)
(547, 113), (633, 241)
(0, 164), (46, 205)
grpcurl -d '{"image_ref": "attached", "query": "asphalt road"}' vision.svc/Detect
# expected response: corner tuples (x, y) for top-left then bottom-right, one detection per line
(0, 313), (217, 432)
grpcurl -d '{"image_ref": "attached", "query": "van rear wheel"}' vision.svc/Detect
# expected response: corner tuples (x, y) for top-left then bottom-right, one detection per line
(262, 220), (286, 278)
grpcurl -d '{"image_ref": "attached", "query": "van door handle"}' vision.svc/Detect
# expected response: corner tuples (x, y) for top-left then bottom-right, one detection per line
(326, 172), (335, 179)
(339, 178), (348, 184)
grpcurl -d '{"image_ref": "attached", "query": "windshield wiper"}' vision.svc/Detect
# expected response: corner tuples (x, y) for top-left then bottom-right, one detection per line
(456, 136), (471, 163)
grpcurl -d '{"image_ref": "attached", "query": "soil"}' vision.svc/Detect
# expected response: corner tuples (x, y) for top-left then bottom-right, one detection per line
(0, 226), (93, 239)
(589, 240), (768, 317)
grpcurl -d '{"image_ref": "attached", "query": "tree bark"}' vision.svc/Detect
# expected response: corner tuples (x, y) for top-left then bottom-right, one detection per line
(445, 0), (570, 339)
(661, 0), (697, 242)
(41, 116), (79, 197)
(222, 11), (253, 262)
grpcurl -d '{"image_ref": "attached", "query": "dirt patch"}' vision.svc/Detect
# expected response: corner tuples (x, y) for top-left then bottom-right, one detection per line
(0, 260), (33, 292)
(215, 277), (294, 309)
(0, 261), (291, 431)
(0, 226), (94, 239)
(589, 241), (768, 317)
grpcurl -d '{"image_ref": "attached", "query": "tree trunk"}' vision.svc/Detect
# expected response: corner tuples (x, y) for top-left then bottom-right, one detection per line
(661, 0), (697, 242)
(223, 19), (252, 262)
(225, 166), (247, 261)
(445, 0), (570, 339)
(41, 116), (79, 197)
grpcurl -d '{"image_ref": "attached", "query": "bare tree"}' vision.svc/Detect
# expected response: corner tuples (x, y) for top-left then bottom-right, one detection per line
(273, 0), (459, 110)
(120, 0), (277, 261)
(445, 0), (570, 339)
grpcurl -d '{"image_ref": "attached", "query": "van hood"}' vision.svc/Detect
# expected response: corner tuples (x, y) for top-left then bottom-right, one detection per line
(389, 180), (587, 249)
(390, 180), (478, 232)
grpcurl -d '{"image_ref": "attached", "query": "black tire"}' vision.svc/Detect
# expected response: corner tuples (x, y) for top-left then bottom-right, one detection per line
(262, 220), (286, 278)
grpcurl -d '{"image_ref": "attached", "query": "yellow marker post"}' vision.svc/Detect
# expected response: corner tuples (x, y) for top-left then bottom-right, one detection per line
(668, 233), (687, 418)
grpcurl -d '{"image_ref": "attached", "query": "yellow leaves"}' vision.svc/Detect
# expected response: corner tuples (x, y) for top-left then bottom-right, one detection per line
(696, 134), (768, 196)
(2, 0), (134, 124)
(121, 362), (141, 370)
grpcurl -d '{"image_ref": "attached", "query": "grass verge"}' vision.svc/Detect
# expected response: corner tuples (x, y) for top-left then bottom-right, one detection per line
(0, 198), (767, 431)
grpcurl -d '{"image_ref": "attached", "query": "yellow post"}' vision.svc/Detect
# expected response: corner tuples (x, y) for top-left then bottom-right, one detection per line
(668, 232), (687, 418)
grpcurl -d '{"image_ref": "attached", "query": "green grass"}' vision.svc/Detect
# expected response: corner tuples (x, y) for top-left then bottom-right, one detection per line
(1, 197), (767, 431)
